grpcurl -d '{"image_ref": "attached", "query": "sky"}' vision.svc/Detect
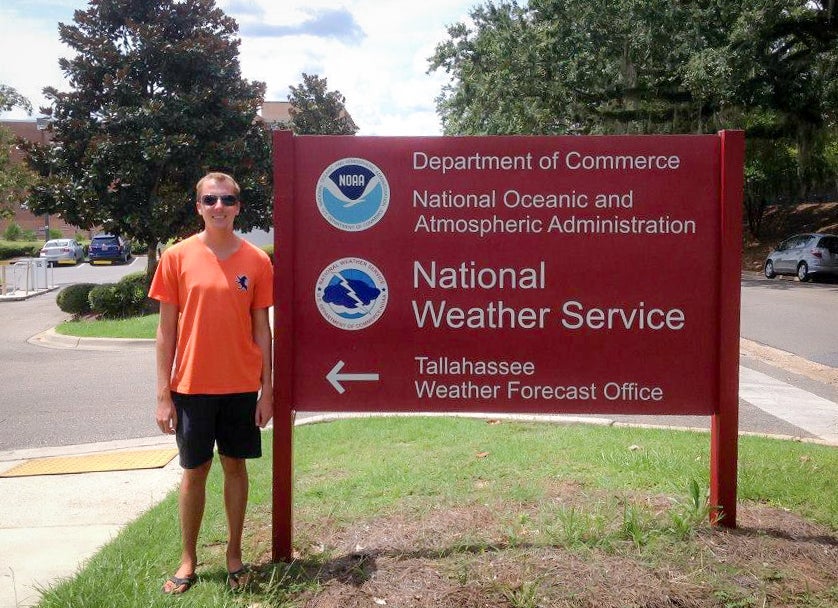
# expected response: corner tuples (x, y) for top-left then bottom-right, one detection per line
(0, 0), (478, 135)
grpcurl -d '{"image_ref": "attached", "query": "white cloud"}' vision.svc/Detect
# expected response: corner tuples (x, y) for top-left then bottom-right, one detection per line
(0, 0), (475, 134)
(0, 7), (73, 117)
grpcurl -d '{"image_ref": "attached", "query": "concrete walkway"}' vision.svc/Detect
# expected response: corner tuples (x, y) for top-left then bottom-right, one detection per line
(0, 436), (181, 608)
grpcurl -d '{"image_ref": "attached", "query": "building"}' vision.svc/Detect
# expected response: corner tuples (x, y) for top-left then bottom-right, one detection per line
(259, 101), (293, 128)
(0, 119), (83, 240)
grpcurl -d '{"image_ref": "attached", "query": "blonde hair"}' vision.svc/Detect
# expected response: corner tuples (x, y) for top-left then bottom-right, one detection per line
(195, 172), (241, 198)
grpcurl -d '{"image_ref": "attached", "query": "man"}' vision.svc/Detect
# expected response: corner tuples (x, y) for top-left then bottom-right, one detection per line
(150, 172), (273, 594)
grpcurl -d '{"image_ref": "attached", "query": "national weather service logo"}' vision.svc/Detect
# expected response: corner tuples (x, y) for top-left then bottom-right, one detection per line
(316, 158), (390, 231)
(315, 258), (388, 330)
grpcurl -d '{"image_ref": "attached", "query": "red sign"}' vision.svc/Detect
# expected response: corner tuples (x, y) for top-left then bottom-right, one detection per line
(271, 131), (745, 560)
(275, 134), (727, 416)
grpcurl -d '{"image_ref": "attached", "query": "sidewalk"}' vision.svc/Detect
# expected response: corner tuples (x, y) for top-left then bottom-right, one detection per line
(0, 436), (181, 608)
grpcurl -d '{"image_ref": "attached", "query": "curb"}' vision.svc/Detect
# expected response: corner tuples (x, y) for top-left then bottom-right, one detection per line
(0, 285), (60, 302)
(28, 327), (154, 351)
(4, 411), (832, 472)
(0, 434), (178, 466)
(294, 411), (838, 447)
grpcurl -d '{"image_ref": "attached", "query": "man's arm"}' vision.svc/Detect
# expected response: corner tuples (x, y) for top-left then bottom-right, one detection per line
(252, 306), (273, 427)
(155, 301), (179, 434)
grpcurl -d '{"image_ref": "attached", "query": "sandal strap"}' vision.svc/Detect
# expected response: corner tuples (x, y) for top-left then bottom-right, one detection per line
(169, 575), (196, 586)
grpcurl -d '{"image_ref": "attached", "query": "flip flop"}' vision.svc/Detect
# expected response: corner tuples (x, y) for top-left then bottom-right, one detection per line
(162, 574), (197, 594)
(227, 565), (251, 591)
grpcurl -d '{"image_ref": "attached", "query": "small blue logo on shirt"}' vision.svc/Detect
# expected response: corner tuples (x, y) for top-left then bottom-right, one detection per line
(236, 275), (249, 291)
(316, 158), (390, 232)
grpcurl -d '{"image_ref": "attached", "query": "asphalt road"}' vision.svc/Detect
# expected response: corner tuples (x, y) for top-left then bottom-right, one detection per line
(0, 258), (158, 450)
(740, 273), (838, 368)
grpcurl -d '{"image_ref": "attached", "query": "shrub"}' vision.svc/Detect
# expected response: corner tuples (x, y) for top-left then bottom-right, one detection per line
(56, 283), (97, 317)
(3, 223), (22, 241)
(0, 241), (41, 260)
(88, 272), (152, 318)
(261, 244), (274, 262)
(119, 270), (150, 288)
(88, 283), (119, 317)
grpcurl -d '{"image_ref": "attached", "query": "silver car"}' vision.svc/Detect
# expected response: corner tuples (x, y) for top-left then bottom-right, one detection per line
(764, 233), (838, 282)
(39, 238), (85, 266)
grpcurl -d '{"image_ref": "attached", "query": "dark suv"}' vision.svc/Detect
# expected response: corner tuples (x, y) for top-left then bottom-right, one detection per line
(89, 234), (132, 265)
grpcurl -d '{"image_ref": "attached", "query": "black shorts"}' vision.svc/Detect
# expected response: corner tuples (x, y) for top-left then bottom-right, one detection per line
(172, 392), (262, 469)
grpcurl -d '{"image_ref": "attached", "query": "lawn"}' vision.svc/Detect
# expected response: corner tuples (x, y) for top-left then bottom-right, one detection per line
(36, 417), (838, 608)
(55, 314), (158, 339)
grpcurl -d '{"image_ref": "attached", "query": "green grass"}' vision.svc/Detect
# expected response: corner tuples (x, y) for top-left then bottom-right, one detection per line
(55, 314), (158, 339)
(35, 417), (838, 607)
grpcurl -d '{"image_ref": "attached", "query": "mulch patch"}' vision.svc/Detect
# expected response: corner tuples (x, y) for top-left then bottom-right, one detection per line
(255, 500), (837, 607)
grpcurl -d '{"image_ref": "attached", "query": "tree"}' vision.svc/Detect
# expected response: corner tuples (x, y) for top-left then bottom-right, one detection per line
(429, 0), (838, 235)
(286, 73), (358, 135)
(22, 0), (272, 274)
(429, 0), (715, 136)
(0, 85), (33, 114)
(0, 85), (36, 219)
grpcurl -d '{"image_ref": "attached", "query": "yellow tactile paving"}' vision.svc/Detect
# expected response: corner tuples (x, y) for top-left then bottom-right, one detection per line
(0, 448), (178, 477)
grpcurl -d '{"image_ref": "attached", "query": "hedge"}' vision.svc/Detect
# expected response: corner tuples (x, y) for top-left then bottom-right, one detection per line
(87, 271), (153, 318)
(0, 241), (42, 260)
(56, 283), (97, 317)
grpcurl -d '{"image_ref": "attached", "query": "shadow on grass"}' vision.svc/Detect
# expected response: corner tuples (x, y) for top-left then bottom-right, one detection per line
(730, 525), (838, 548)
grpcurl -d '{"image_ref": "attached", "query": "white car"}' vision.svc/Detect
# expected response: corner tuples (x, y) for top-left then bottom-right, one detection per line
(39, 238), (85, 266)
(764, 233), (838, 282)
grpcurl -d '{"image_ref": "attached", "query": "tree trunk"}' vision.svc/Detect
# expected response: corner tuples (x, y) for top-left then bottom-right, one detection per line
(146, 243), (159, 280)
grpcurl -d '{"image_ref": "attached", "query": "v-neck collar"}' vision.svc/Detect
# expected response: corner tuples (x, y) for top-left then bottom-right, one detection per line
(197, 233), (242, 262)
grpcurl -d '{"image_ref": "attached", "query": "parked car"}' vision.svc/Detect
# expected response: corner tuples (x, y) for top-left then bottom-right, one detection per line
(764, 233), (838, 282)
(88, 233), (132, 265)
(39, 238), (85, 266)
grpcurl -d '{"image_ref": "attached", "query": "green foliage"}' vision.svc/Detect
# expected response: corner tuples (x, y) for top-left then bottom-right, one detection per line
(287, 73), (358, 135)
(501, 578), (541, 608)
(0, 84), (32, 113)
(0, 240), (40, 259)
(744, 138), (798, 235)
(56, 313), (158, 339)
(3, 222), (22, 241)
(87, 272), (151, 318)
(0, 85), (36, 218)
(56, 283), (97, 317)
(118, 270), (152, 297)
(87, 283), (119, 317)
(429, 0), (838, 225)
(667, 479), (711, 539)
(0, 124), (37, 219)
(22, 0), (272, 275)
(260, 243), (273, 262)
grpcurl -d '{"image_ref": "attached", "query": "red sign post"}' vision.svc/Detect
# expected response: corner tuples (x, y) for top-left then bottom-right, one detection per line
(272, 131), (744, 561)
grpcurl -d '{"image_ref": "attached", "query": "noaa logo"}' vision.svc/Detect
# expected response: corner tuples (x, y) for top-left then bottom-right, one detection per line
(316, 158), (390, 231)
(315, 257), (388, 330)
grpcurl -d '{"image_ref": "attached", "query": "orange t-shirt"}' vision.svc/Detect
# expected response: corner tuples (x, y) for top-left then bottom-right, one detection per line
(149, 235), (273, 394)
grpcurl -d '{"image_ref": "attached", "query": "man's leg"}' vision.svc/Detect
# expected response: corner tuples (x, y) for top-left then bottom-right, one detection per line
(220, 455), (249, 574)
(173, 460), (212, 583)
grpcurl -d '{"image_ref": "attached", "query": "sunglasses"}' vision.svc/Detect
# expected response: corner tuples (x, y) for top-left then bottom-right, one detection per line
(200, 194), (238, 206)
